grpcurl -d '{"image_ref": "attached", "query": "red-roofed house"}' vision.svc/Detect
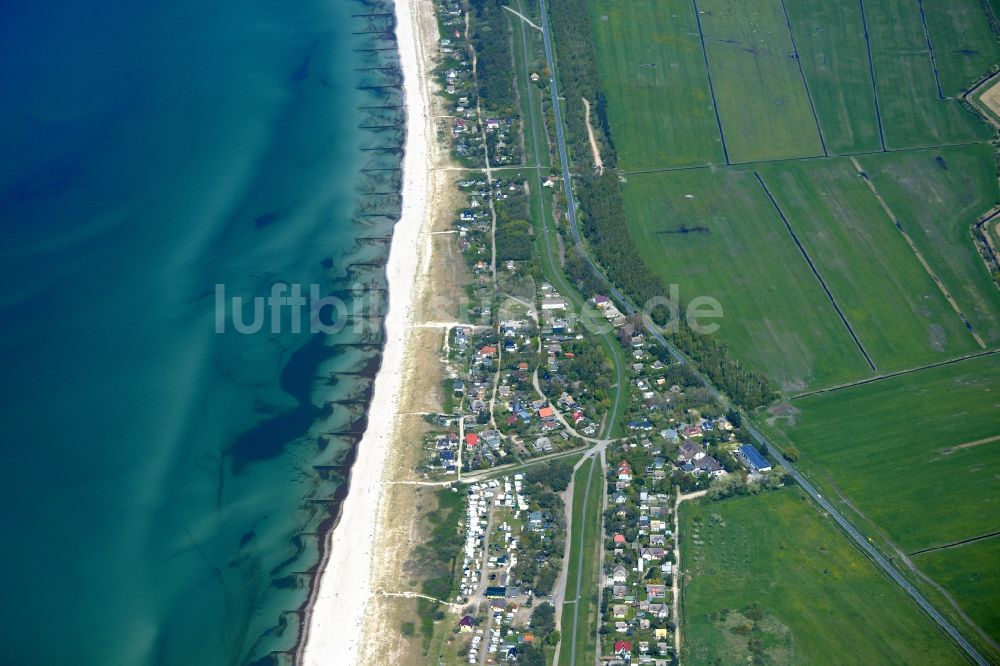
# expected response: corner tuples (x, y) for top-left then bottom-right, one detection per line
(613, 533), (626, 545)
(614, 640), (632, 655)
(538, 406), (555, 419)
(465, 433), (479, 448)
(617, 461), (633, 482)
(479, 345), (497, 357)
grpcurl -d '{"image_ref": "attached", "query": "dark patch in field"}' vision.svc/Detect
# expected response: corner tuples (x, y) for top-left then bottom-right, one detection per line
(659, 224), (710, 236)
(934, 155), (948, 170)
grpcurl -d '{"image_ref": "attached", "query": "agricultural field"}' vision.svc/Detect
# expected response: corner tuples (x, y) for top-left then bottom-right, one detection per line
(783, 0), (882, 154)
(696, 0), (824, 163)
(912, 536), (1000, 640)
(623, 167), (873, 391)
(588, 0), (724, 169)
(760, 352), (1000, 655)
(763, 353), (1000, 553)
(922, 0), (1000, 96)
(681, 490), (966, 665)
(757, 157), (981, 370)
(855, 145), (1000, 347)
(582, 0), (1000, 657)
(865, 0), (992, 148)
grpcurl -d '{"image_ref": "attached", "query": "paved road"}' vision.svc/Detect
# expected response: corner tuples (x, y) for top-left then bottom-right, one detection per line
(535, 0), (989, 663)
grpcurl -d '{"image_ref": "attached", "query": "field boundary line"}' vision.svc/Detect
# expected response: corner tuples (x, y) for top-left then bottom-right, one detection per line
(790, 348), (999, 399)
(910, 530), (1000, 556)
(778, 0), (828, 156)
(979, 0), (1000, 34)
(857, 0), (888, 151)
(619, 141), (984, 175)
(754, 171), (877, 371)
(961, 69), (1000, 129)
(851, 156), (987, 348)
(916, 0), (947, 99)
(689, 0), (731, 165)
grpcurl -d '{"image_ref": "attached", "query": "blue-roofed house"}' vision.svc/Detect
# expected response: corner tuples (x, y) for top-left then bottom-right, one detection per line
(737, 444), (772, 472)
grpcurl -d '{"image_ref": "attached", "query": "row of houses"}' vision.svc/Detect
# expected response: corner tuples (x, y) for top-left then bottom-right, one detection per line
(602, 452), (676, 664)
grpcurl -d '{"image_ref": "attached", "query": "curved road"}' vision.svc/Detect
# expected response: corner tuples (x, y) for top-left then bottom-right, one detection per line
(535, 0), (989, 663)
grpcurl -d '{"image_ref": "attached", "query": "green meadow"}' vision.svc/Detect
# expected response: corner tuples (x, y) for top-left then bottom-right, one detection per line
(922, 0), (1000, 96)
(681, 490), (966, 665)
(623, 167), (872, 391)
(913, 537), (1000, 640)
(864, 0), (991, 148)
(757, 158), (980, 370)
(857, 145), (1000, 346)
(588, 0), (724, 169)
(783, 0), (882, 154)
(765, 353), (1000, 553)
(696, 0), (823, 162)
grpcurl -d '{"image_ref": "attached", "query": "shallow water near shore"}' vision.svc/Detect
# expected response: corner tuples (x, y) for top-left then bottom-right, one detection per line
(0, 0), (401, 663)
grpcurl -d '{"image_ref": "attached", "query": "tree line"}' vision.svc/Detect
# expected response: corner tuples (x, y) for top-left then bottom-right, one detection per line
(468, 0), (516, 113)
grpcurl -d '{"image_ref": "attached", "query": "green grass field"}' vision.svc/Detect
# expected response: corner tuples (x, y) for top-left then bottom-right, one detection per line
(865, 0), (992, 148)
(588, 0), (724, 169)
(913, 536), (1000, 640)
(696, 0), (824, 163)
(757, 158), (980, 370)
(624, 167), (872, 391)
(923, 0), (1000, 96)
(681, 490), (966, 664)
(558, 457), (603, 666)
(783, 0), (882, 155)
(856, 145), (1000, 346)
(765, 353), (1000, 552)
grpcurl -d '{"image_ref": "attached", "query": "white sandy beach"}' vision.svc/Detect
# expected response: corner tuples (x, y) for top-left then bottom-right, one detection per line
(300, 0), (433, 662)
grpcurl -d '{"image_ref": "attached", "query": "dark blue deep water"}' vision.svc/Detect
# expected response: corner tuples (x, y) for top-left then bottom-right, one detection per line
(0, 0), (403, 663)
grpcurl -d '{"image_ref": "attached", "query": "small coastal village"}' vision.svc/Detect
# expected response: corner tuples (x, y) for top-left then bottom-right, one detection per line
(325, 0), (1000, 664)
(389, 1), (792, 664)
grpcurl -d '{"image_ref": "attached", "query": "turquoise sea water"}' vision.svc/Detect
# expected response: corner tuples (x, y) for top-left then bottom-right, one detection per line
(0, 0), (403, 663)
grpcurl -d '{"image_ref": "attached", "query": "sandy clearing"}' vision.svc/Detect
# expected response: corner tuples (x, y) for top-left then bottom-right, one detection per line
(582, 97), (605, 175)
